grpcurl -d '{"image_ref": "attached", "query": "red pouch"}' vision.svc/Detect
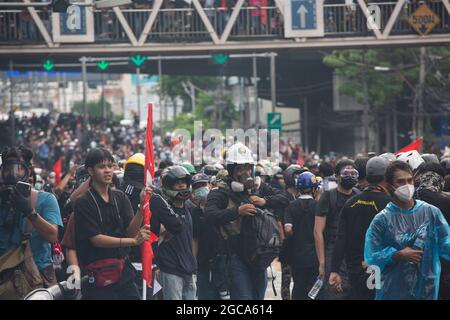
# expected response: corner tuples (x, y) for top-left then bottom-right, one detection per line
(84, 258), (125, 288)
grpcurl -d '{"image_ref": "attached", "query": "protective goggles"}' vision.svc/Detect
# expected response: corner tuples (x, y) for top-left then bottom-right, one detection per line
(340, 168), (359, 179)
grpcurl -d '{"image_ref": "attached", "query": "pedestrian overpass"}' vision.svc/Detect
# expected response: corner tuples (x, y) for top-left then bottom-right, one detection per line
(1, 0), (450, 60)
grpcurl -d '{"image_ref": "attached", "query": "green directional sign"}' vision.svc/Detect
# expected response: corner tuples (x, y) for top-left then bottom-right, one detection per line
(130, 54), (147, 67)
(212, 53), (229, 65)
(267, 112), (282, 132)
(97, 60), (109, 71)
(43, 59), (55, 71)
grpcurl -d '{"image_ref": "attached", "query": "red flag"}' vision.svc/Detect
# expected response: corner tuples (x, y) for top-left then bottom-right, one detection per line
(53, 158), (63, 186)
(141, 103), (159, 288)
(395, 137), (423, 154)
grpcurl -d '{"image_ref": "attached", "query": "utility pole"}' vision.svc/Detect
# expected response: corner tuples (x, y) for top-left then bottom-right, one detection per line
(62, 72), (67, 113)
(270, 53), (277, 113)
(81, 56), (88, 125)
(101, 72), (106, 119)
(417, 47), (426, 138)
(386, 107), (392, 152)
(9, 60), (15, 145)
(362, 49), (370, 154)
(304, 96), (309, 154)
(393, 106), (398, 151)
(253, 55), (259, 127)
(136, 66), (141, 123)
(28, 71), (33, 109)
(44, 71), (49, 111)
(158, 58), (166, 126)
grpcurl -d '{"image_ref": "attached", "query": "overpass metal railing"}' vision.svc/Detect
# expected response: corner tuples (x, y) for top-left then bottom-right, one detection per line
(0, 2), (448, 45)
(95, 7), (283, 43)
(324, 1), (449, 37)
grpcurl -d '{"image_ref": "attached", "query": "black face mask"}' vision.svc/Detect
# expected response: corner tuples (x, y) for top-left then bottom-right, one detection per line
(341, 176), (358, 190)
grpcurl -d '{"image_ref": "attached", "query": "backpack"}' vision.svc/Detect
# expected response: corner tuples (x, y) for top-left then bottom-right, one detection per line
(216, 189), (281, 269)
(240, 207), (281, 270)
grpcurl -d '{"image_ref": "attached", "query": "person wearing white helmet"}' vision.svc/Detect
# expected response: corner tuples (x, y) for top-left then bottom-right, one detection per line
(204, 143), (288, 300)
(396, 150), (424, 173)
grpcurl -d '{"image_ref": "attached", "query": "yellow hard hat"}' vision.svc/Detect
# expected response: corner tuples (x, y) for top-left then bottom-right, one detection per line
(124, 153), (145, 172)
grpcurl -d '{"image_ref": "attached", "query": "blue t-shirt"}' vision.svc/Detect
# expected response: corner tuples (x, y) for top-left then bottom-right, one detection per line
(0, 192), (63, 271)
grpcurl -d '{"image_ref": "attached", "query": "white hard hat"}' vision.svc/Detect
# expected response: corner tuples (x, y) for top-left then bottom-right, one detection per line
(226, 143), (254, 165)
(396, 150), (424, 171)
(379, 153), (397, 162)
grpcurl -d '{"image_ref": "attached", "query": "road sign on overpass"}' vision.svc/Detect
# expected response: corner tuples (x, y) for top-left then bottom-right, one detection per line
(284, 0), (324, 38)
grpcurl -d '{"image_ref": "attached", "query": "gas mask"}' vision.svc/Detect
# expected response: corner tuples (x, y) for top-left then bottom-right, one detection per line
(1, 160), (29, 186)
(231, 176), (255, 193)
(231, 166), (255, 193)
(0, 160), (29, 206)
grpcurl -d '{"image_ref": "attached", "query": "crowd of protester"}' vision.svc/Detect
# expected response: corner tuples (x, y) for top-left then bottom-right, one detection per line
(0, 112), (449, 301)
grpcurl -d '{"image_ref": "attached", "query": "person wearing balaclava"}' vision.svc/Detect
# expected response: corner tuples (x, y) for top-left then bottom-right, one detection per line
(120, 153), (145, 213)
(314, 159), (360, 300)
(204, 143), (288, 300)
(364, 160), (450, 300)
(415, 164), (450, 300)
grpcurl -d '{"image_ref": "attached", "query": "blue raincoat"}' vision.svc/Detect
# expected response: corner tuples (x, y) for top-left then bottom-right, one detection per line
(364, 200), (450, 300)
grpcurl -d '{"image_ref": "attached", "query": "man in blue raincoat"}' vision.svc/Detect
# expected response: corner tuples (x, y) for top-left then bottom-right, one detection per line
(364, 160), (450, 300)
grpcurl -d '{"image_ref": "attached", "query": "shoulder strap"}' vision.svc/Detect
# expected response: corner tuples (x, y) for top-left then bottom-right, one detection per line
(87, 188), (103, 224)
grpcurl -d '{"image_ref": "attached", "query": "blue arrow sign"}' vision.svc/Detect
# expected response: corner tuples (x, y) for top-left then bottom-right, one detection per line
(291, 0), (317, 30)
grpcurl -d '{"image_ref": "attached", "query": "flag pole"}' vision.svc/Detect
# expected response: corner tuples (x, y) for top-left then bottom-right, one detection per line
(141, 103), (157, 300)
(142, 280), (147, 300)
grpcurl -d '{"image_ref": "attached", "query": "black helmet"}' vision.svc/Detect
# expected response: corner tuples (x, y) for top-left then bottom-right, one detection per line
(161, 165), (191, 200)
(440, 158), (450, 175)
(202, 164), (219, 177)
(283, 164), (307, 187)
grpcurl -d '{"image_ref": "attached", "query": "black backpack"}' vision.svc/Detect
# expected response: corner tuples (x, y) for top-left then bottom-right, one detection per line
(240, 207), (281, 270)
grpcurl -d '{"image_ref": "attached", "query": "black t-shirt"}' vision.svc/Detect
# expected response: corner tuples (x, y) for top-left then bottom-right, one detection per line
(74, 187), (134, 266)
(149, 194), (197, 276)
(316, 188), (359, 246)
(330, 190), (391, 274)
(275, 190), (297, 224)
(284, 197), (318, 268)
(191, 206), (225, 272)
